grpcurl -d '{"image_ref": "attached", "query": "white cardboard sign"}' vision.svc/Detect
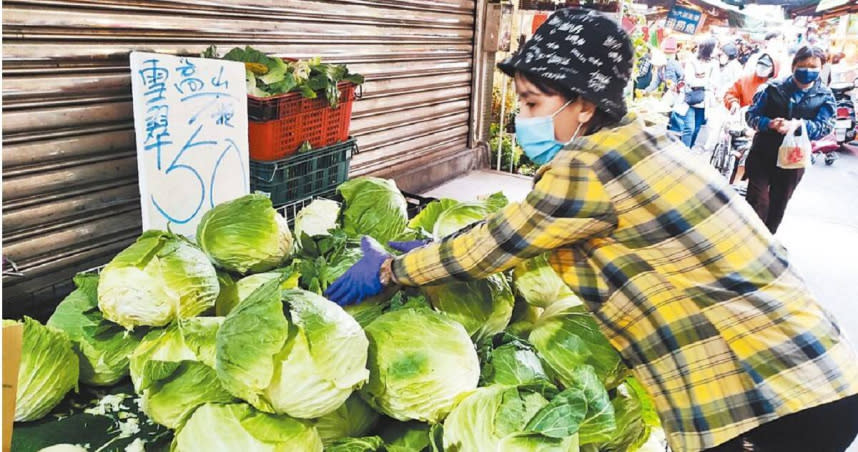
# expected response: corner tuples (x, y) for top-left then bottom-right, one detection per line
(130, 51), (249, 237)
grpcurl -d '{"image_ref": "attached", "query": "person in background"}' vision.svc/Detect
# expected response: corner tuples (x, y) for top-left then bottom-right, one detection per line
(745, 46), (835, 233)
(327, 11), (858, 452)
(682, 38), (719, 148)
(763, 31), (792, 75)
(737, 39), (759, 66)
(661, 36), (684, 89)
(724, 53), (780, 113)
(634, 48), (655, 95)
(716, 42), (744, 100)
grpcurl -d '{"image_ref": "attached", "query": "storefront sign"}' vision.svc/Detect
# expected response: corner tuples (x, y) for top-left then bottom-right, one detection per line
(130, 52), (249, 237)
(665, 5), (703, 35)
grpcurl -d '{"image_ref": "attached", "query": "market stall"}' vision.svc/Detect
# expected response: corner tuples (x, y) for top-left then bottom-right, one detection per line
(3, 174), (668, 451)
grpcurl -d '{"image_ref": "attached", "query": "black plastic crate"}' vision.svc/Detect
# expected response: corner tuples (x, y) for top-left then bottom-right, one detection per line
(251, 138), (356, 207)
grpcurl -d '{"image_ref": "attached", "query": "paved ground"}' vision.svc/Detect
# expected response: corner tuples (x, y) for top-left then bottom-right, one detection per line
(776, 144), (858, 344)
(777, 145), (858, 452)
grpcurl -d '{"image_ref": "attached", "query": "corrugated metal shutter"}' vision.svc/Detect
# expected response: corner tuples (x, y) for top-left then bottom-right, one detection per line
(2, 0), (479, 318)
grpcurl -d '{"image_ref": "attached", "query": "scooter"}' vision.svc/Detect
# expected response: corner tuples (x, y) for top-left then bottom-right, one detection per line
(830, 77), (857, 148)
(811, 133), (840, 166)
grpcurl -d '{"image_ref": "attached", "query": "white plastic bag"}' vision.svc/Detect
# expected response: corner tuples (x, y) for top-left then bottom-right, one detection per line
(777, 120), (811, 169)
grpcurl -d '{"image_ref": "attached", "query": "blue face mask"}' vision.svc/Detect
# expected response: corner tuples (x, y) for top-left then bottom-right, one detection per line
(515, 100), (580, 165)
(794, 68), (820, 84)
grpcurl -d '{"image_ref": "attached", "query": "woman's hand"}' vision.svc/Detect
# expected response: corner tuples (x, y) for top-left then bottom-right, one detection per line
(324, 236), (391, 306)
(769, 118), (792, 134)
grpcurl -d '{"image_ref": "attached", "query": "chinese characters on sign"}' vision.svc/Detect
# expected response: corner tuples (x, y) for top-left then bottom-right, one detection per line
(665, 6), (703, 35)
(130, 52), (249, 237)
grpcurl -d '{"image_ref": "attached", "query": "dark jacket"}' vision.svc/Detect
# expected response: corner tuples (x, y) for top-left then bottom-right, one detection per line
(745, 76), (835, 176)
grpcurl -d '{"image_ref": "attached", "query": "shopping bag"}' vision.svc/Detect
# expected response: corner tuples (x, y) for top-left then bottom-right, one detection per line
(777, 120), (811, 169)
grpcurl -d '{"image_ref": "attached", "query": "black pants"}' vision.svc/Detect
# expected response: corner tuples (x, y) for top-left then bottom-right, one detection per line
(745, 166), (804, 234)
(702, 395), (858, 452)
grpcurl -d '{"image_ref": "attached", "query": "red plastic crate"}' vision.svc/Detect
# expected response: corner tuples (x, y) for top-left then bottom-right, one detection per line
(248, 82), (356, 161)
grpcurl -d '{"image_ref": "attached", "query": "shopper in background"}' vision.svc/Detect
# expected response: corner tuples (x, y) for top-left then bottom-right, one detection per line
(724, 53), (780, 113)
(681, 38), (719, 148)
(660, 37), (684, 89)
(716, 41), (744, 100)
(327, 11), (858, 452)
(745, 46), (835, 233)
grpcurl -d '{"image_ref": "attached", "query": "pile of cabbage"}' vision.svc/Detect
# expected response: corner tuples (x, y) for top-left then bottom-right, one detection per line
(10, 178), (663, 452)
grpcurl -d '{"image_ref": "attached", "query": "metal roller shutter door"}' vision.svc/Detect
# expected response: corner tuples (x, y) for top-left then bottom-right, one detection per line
(2, 0), (478, 318)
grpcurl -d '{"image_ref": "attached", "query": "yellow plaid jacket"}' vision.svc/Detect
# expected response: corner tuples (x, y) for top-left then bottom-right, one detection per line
(392, 114), (858, 451)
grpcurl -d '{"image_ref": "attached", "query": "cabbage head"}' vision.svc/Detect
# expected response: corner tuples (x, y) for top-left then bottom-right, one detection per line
(214, 271), (239, 317)
(295, 198), (341, 238)
(480, 337), (552, 389)
(130, 318), (235, 428)
(338, 177), (408, 243)
(421, 275), (514, 343)
(529, 302), (626, 390)
(172, 403), (323, 452)
(196, 194), (293, 274)
(6, 317), (78, 421)
(406, 192), (507, 239)
(47, 273), (145, 386)
(432, 202), (490, 238)
(98, 230), (220, 329)
(216, 271), (299, 317)
(513, 253), (578, 308)
(442, 385), (580, 452)
(360, 308), (479, 423)
(315, 394), (379, 446)
(216, 282), (369, 419)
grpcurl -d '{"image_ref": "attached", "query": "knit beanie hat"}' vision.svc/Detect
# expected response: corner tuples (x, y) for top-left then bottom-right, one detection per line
(497, 8), (634, 120)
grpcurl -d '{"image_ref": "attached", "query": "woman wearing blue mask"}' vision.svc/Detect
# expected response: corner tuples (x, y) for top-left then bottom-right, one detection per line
(326, 11), (858, 452)
(745, 45), (836, 234)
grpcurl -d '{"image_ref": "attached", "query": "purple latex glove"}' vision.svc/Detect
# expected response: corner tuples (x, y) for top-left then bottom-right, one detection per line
(324, 236), (390, 306)
(388, 239), (431, 253)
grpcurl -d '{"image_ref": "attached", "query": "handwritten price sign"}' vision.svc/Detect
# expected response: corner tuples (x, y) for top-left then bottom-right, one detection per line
(130, 52), (249, 237)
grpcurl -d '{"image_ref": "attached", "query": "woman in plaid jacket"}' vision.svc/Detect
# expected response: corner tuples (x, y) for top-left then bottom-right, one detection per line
(327, 9), (858, 452)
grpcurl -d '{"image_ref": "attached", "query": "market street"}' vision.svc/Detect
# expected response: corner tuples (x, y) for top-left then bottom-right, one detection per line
(777, 144), (858, 347)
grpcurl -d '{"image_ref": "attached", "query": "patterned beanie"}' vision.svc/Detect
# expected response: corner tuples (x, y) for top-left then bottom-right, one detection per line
(498, 8), (634, 120)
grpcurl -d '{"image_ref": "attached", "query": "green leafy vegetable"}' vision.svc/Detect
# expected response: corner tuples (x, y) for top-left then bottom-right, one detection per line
(216, 282), (369, 419)
(98, 230), (220, 329)
(6, 317), (79, 422)
(315, 394), (379, 446)
(530, 301), (627, 390)
(560, 366), (617, 444)
(360, 308), (479, 423)
(221, 46), (364, 106)
(196, 194), (294, 275)
(338, 177), (409, 244)
(129, 318), (234, 428)
(479, 336), (552, 388)
(326, 436), (385, 452)
(513, 253), (578, 308)
(595, 379), (659, 452)
(47, 273), (145, 386)
(294, 199), (341, 238)
(422, 275), (515, 343)
(379, 420), (431, 452)
(442, 385), (580, 452)
(171, 403), (323, 451)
